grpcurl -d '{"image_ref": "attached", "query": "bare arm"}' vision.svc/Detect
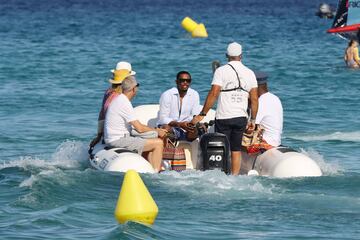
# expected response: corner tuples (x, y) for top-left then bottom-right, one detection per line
(202, 85), (221, 113)
(130, 120), (167, 138)
(249, 88), (258, 120)
(131, 120), (153, 133)
(246, 87), (258, 132)
(191, 85), (221, 124)
(168, 120), (195, 132)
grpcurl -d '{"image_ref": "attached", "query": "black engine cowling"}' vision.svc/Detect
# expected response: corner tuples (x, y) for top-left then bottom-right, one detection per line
(198, 133), (231, 174)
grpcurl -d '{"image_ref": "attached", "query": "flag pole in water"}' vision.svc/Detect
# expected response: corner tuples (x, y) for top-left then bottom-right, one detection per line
(181, 16), (208, 38)
(114, 170), (158, 225)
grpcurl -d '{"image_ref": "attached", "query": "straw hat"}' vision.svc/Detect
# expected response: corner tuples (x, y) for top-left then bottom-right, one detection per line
(109, 69), (131, 84)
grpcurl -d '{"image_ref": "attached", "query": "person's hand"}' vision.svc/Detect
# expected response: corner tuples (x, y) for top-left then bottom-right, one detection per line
(179, 122), (195, 132)
(185, 122), (196, 132)
(160, 124), (172, 132)
(197, 122), (208, 133)
(178, 122), (187, 129)
(156, 128), (168, 138)
(89, 134), (102, 148)
(246, 120), (256, 134)
(191, 115), (204, 125)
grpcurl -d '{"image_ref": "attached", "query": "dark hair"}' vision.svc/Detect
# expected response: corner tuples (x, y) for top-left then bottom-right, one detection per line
(176, 71), (191, 80)
(349, 39), (357, 47)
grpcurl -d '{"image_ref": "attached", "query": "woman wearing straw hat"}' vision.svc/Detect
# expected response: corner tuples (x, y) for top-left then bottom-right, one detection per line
(89, 62), (136, 148)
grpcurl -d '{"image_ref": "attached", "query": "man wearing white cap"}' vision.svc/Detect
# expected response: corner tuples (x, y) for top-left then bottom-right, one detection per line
(89, 61), (136, 148)
(192, 42), (258, 175)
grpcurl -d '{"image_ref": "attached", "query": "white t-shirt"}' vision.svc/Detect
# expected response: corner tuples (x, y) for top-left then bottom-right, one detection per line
(255, 92), (283, 147)
(212, 61), (257, 119)
(104, 94), (137, 143)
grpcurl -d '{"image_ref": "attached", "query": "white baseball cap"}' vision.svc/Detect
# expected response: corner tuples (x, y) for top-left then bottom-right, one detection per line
(111, 61), (136, 75)
(227, 42), (242, 57)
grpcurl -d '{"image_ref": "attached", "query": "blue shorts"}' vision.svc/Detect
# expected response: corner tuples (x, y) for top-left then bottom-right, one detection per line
(172, 127), (187, 141)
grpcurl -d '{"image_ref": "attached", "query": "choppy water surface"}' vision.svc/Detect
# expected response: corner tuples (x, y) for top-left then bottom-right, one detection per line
(1, 0), (359, 239)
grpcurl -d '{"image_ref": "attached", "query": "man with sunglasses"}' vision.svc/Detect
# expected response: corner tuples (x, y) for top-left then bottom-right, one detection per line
(157, 71), (201, 141)
(104, 76), (167, 173)
(191, 42), (258, 175)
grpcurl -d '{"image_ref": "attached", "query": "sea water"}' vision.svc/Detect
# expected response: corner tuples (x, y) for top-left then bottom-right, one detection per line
(1, 0), (359, 239)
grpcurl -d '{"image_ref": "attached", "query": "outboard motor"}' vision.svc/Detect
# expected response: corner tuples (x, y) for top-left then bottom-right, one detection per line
(198, 132), (231, 174)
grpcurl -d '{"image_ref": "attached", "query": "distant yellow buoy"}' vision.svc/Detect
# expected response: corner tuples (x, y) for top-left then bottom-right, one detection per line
(181, 17), (199, 33)
(191, 23), (208, 38)
(114, 170), (158, 225)
(181, 16), (208, 38)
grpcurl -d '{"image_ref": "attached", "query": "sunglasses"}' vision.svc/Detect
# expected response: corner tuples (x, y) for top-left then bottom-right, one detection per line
(178, 78), (192, 83)
(132, 83), (139, 90)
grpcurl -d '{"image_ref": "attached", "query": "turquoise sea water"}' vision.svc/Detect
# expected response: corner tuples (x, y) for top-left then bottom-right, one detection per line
(1, 0), (359, 239)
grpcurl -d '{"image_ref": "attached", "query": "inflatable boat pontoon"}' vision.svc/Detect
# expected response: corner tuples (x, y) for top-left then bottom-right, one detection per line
(89, 104), (322, 178)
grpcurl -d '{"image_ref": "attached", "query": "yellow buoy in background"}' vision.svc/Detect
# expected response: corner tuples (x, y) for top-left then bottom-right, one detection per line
(181, 16), (208, 38)
(181, 17), (199, 33)
(191, 23), (208, 38)
(114, 170), (158, 225)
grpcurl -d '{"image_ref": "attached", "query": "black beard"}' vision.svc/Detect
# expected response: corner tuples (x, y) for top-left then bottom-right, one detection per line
(178, 88), (188, 94)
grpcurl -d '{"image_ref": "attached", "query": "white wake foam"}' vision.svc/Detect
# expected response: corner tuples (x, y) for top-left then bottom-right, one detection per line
(1, 140), (88, 171)
(152, 148), (342, 200)
(299, 148), (342, 175)
(1, 140), (89, 188)
(51, 140), (89, 168)
(156, 170), (277, 200)
(289, 131), (360, 142)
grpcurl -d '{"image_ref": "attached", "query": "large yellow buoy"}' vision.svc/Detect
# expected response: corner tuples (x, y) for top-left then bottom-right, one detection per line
(181, 16), (208, 38)
(114, 170), (158, 225)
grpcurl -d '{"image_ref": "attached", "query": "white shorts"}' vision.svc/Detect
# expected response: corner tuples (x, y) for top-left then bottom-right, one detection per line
(108, 136), (146, 154)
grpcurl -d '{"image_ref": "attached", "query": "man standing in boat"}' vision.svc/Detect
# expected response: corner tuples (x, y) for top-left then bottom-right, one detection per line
(157, 71), (201, 141)
(192, 42), (258, 175)
(104, 76), (167, 173)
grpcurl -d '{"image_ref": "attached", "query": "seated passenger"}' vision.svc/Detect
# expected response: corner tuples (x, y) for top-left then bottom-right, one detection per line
(89, 61), (136, 148)
(157, 71), (201, 141)
(250, 72), (283, 152)
(104, 76), (167, 173)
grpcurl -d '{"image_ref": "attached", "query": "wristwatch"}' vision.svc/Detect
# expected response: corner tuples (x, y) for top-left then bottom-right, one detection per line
(199, 111), (207, 116)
